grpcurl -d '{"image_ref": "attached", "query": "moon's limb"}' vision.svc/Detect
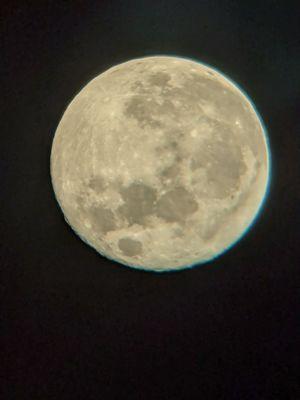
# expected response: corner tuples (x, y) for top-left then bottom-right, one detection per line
(50, 56), (270, 271)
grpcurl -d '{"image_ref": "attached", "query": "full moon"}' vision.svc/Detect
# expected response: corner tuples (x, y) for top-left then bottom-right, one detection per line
(50, 56), (270, 272)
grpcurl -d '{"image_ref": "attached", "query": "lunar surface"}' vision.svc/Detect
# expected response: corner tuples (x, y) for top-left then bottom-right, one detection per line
(50, 56), (270, 272)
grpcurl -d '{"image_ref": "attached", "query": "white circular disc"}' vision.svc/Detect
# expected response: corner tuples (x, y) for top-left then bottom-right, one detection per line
(50, 56), (270, 272)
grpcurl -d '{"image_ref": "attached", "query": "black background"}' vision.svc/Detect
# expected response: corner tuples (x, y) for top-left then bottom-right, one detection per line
(1, 1), (299, 399)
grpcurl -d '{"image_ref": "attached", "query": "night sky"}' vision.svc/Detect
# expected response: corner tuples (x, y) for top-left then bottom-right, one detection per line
(1, 1), (299, 399)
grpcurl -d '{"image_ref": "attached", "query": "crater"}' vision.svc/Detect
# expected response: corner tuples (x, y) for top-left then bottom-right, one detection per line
(118, 182), (157, 226)
(118, 237), (143, 257)
(156, 186), (198, 223)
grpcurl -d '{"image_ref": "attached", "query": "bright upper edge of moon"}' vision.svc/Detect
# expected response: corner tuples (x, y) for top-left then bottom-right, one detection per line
(50, 55), (271, 273)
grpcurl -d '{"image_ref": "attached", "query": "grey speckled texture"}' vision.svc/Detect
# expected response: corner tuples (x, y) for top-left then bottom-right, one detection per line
(50, 56), (270, 271)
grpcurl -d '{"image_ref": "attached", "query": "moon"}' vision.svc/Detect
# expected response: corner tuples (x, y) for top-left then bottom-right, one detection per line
(50, 56), (270, 272)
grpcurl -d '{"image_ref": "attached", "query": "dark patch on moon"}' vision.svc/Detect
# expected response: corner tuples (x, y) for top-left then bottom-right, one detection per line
(118, 237), (143, 256)
(156, 186), (198, 223)
(88, 175), (106, 192)
(190, 158), (200, 171)
(160, 163), (180, 180)
(124, 76), (177, 128)
(124, 95), (163, 128)
(131, 80), (147, 94)
(172, 227), (184, 238)
(191, 129), (247, 198)
(169, 140), (178, 149)
(148, 71), (171, 87)
(206, 141), (246, 198)
(118, 182), (157, 226)
(87, 206), (117, 234)
(159, 99), (177, 115)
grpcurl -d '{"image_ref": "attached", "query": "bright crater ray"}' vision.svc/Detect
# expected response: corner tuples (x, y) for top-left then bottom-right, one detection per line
(50, 56), (270, 271)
